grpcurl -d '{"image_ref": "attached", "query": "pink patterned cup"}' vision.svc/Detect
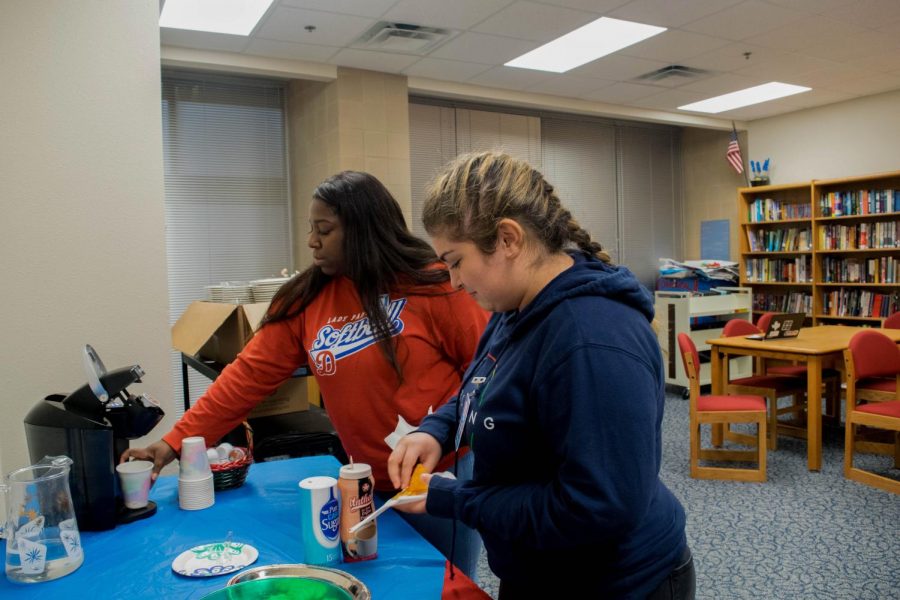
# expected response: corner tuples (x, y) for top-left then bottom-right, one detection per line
(116, 460), (153, 509)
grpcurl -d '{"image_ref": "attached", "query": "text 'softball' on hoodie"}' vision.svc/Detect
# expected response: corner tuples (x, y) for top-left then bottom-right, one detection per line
(417, 251), (687, 597)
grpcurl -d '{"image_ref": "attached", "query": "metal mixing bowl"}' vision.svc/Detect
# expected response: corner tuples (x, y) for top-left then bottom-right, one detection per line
(224, 564), (371, 600)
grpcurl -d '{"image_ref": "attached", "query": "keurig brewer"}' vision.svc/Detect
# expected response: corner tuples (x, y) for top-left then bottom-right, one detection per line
(23, 345), (164, 531)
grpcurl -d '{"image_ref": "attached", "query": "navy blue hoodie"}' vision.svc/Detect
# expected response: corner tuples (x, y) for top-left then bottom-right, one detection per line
(419, 252), (687, 597)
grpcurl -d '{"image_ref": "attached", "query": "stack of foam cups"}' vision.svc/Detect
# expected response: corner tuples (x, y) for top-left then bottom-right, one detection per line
(178, 436), (215, 510)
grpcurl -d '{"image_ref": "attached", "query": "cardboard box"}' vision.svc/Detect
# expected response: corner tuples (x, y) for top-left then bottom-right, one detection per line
(172, 301), (309, 417)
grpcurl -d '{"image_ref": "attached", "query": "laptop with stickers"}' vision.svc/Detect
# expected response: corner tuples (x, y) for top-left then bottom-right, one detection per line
(745, 313), (805, 340)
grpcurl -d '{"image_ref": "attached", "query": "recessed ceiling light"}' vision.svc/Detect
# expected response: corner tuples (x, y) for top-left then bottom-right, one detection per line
(505, 17), (666, 73)
(159, 0), (274, 36)
(678, 82), (812, 113)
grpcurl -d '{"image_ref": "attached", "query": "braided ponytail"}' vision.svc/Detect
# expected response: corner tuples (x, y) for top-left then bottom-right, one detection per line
(424, 151), (611, 264)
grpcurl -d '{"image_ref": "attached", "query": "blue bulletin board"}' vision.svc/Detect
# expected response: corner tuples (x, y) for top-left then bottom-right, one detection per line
(700, 219), (730, 260)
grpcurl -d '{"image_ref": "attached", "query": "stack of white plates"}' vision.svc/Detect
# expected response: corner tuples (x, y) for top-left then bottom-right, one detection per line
(250, 277), (291, 302)
(206, 282), (253, 304)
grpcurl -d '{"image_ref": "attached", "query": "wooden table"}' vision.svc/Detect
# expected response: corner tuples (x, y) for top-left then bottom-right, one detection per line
(707, 325), (900, 471)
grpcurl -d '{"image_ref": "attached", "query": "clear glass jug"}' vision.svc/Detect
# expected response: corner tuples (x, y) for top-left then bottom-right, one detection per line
(2, 456), (84, 583)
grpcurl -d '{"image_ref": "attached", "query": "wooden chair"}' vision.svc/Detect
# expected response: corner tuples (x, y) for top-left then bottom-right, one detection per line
(678, 333), (767, 482)
(843, 330), (900, 494)
(721, 318), (805, 450)
(843, 327), (900, 456)
(755, 312), (842, 432)
(882, 311), (900, 329)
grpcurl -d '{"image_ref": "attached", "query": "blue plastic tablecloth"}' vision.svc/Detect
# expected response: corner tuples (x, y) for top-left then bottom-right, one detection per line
(0, 456), (445, 598)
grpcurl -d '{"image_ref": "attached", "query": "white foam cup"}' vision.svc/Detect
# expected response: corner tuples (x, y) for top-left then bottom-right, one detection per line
(116, 460), (154, 509)
(179, 436), (212, 480)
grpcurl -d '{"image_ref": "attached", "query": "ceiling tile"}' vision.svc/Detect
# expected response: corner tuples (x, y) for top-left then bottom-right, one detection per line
(382, 0), (514, 30)
(686, 42), (783, 73)
(762, 0), (854, 13)
(619, 30), (731, 63)
(534, 0), (630, 13)
(402, 58), (492, 82)
(524, 74), (615, 97)
(734, 52), (838, 81)
(850, 51), (900, 74)
(429, 32), (538, 64)
(279, 0), (399, 19)
(160, 29), (251, 53)
(742, 16), (865, 53)
(609, 0), (743, 28)
(471, 1), (599, 43)
(681, 0), (809, 41)
(798, 30), (900, 63)
(629, 88), (709, 110)
(243, 39), (341, 62)
(328, 48), (421, 73)
(583, 82), (662, 104)
(814, 75), (900, 98)
(820, 0), (900, 29)
(783, 88), (859, 108)
(256, 6), (375, 46)
(569, 53), (670, 81)
(789, 64), (877, 90)
(467, 65), (554, 91)
(677, 73), (767, 96)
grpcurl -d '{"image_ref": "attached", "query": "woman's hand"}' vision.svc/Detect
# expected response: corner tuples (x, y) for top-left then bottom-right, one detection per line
(387, 432), (442, 490)
(119, 440), (177, 484)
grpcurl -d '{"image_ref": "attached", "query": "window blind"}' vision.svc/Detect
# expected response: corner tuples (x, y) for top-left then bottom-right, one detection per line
(541, 117), (619, 262)
(618, 125), (683, 286)
(161, 71), (291, 418)
(408, 99), (683, 288)
(408, 103), (457, 240)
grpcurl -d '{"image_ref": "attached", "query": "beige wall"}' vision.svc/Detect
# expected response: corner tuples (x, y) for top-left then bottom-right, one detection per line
(681, 128), (748, 260)
(0, 2), (172, 473)
(287, 68), (411, 269)
(747, 89), (900, 183)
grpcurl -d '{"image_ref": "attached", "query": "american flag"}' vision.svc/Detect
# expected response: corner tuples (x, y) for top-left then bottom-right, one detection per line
(726, 126), (744, 174)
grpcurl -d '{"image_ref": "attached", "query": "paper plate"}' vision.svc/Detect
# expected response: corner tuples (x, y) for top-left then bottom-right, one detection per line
(172, 542), (259, 577)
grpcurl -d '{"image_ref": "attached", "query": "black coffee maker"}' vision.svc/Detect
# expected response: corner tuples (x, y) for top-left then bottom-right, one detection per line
(24, 345), (164, 531)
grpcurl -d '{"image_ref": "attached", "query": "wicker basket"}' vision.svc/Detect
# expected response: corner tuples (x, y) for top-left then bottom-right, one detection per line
(211, 422), (253, 491)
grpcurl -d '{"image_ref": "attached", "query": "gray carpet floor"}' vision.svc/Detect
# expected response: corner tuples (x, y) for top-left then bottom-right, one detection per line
(473, 391), (900, 599)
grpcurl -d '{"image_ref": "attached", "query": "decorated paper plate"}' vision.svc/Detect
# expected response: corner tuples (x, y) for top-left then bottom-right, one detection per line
(172, 542), (259, 577)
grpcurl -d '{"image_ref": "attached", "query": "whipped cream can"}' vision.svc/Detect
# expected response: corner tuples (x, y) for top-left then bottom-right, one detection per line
(298, 476), (341, 566)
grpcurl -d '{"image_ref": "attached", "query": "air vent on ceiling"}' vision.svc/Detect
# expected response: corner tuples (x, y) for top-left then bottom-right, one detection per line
(353, 22), (454, 55)
(635, 65), (710, 82)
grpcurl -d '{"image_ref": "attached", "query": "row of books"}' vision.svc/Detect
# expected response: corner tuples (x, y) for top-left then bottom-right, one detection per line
(751, 292), (812, 315)
(746, 227), (811, 252)
(744, 257), (811, 283)
(821, 256), (900, 284)
(822, 289), (900, 318)
(818, 189), (900, 218)
(818, 221), (900, 250)
(747, 198), (812, 223)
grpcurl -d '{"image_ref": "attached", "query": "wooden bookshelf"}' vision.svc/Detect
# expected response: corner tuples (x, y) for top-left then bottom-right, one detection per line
(737, 170), (900, 325)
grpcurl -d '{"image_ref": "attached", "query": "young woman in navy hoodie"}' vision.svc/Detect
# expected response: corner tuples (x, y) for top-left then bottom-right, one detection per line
(388, 151), (694, 599)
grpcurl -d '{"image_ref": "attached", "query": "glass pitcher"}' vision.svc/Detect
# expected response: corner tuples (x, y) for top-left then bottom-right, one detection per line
(2, 456), (84, 583)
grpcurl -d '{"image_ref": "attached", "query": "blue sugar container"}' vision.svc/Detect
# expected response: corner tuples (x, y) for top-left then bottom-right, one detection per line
(298, 476), (342, 566)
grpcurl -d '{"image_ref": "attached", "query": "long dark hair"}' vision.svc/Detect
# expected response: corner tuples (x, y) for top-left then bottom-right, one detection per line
(262, 171), (449, 377)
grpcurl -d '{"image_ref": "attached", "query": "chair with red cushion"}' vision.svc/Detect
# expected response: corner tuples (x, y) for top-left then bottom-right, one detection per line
(843, 325), (900, 457)
(755, 312), (842, 431)
(882, 311), (900, 329)
(678, 333), (766, 482)
(843, 330), (900, 494)
(720, 318), (805, 450)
